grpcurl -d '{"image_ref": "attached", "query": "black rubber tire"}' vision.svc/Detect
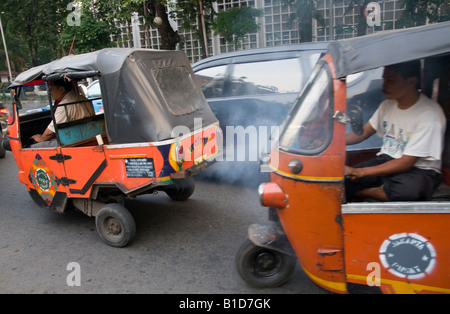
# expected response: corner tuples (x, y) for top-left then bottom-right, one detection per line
(165, 177), (195, 201)
(95, 203), (136, 247)
(235, 238), (296, 288)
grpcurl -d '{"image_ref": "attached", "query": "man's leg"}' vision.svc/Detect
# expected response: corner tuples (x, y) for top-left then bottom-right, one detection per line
(345, 154), (393, 201)
(354, 185), (389, 201)
(383, 168), (442, 201)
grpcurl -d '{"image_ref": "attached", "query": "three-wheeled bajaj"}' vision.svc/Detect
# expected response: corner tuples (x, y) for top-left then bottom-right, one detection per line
(5, 48), (221, 247)
(236, 22), (450, 293)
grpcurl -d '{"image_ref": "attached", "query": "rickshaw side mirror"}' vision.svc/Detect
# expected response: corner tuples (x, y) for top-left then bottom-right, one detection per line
(348, 105), (363, 136)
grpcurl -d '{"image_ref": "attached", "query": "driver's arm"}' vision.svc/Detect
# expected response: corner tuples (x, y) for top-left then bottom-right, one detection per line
(346, 122), (376, 145)
(31, 128), (55, 143)
(345, 155), (419, 180)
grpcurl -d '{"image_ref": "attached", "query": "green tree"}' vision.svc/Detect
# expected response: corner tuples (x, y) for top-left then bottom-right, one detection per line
(145, 0), (180, 50)
(285, 0), (325, 42)
(397, 0), (450, 27)
(173, 0), (216, 58)
(59, 1), (120, 54)
(345, 0), (372, 37)
(0, 0), (67, 68)
(95, 0), (180, 50)
(212, 6), (263, 49)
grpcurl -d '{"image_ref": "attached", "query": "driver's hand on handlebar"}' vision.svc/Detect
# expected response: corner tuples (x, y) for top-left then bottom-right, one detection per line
(344, 166), (365, 181)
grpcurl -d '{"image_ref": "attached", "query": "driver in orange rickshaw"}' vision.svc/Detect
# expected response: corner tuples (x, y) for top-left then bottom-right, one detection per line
(31, 79), (95, 147)
(344, 60), (446, 202)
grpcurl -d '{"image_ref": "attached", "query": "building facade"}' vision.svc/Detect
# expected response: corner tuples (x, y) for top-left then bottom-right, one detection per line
(116, 0), (406, 63)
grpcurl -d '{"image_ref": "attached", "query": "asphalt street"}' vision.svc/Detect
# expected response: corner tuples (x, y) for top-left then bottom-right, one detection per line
(0, 151), (326, 294)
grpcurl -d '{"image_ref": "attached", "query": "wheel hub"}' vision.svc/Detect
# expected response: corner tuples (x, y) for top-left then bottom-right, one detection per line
(105, 217), (122, 235)
(255, 252), (277, 272)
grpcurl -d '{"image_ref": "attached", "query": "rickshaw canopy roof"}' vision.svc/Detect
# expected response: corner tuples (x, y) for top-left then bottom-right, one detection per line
(10, 48), (218, 144)
(327, 21), (450, 78)
(10, 48), (132, 87)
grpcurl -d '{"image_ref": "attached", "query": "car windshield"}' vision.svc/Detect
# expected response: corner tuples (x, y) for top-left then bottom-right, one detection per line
(279, 62), (333, 154)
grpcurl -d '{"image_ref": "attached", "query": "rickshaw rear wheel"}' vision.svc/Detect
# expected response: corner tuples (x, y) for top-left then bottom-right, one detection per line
(164, 177), (195, 201)
(95, 203), (136, 247)
(236, 238), (296, 288)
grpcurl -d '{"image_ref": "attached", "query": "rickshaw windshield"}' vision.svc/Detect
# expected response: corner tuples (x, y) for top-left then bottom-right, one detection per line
(279, 61), (333, 154)
(16, 80), (50, 115)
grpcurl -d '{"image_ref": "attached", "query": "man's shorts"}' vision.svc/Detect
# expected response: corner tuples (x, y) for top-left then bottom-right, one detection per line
(345, 154), (442, 201)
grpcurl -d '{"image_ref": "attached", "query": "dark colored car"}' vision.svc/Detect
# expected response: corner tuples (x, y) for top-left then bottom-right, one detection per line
(192, 43), (384, 164)
(192, 43), (328, 161)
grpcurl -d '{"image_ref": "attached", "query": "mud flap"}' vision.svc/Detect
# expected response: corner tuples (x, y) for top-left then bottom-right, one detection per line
(29, 189), (68, 213)
(248, 222), (296, 257)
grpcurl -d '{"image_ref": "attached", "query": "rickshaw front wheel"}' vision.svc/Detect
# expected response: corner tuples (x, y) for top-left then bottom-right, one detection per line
(95, 203), (136, 247)
(236, 238), (296, 288)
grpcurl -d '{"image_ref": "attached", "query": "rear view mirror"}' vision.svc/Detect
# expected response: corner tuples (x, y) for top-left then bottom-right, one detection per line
(348, 105), (363, 135)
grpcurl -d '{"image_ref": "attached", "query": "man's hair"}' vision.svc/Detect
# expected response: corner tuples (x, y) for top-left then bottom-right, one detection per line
(51, 79), (73, 92)
(386, 60), (421, 88)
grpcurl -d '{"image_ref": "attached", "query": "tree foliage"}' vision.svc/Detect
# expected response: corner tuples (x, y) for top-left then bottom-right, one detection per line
(284, 0), (324, 42)
(397, 0), (450, 27)
(59, 2), (120, 54)
(0, 0), (67, 69)
(212, 6), (263, 48)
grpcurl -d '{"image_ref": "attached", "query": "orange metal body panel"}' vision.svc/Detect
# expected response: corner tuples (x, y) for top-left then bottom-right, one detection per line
(9, 97), (219, 204)
(269, 54), (350, 293)
(343, 211), (450, 294)
(267, 53), (450, 293)
(271, 172), (347, 293)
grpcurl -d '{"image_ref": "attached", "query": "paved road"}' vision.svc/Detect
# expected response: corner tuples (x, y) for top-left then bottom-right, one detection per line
(0, 151), (326, 294)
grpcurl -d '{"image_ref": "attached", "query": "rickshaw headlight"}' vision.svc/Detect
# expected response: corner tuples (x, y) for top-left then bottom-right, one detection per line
(258, 182), (288, 209)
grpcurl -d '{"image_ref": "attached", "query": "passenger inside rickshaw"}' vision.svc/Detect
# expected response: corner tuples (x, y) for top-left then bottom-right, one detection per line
(344, 55), (450, 202)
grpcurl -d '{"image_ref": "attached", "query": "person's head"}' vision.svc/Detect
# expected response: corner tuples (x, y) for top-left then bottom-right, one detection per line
(48, 79), (73, 101)
(382, 60), (421, 100)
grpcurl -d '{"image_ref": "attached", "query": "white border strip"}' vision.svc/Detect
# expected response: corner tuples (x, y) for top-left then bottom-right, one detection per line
(342, 201), (450, 214)
(104, 122), (219, 149)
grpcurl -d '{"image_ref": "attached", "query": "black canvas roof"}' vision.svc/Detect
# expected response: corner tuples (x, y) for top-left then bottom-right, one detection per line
(10, 48), (218, 144)
(327, 21), (450, 78)
(10, 48), (184, 87)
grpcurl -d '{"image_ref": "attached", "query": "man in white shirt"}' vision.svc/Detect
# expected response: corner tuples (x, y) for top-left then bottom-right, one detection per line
(345, 60), (446, 201)
(31, 79), (95, 147)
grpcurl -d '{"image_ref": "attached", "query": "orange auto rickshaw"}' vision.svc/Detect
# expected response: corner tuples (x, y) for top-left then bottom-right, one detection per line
(236, 22), (450, 294)
(5, 48), (221, 247)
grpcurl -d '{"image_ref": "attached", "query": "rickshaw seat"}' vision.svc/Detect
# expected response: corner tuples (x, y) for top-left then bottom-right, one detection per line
(431, 181), (450, 201)
(57, 114), (107, 147)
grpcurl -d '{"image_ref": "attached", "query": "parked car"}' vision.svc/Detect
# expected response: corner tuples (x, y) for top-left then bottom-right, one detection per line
(86, 80), (104, 114)
(192, 43), (384, 169)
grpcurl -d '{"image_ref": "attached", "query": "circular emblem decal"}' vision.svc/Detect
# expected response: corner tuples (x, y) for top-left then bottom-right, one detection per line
(35, 168), (51, 191)
(379, 233), (436, 279)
